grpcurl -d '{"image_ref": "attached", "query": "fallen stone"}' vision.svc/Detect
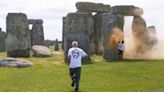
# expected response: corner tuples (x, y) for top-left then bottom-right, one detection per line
(31, 45), (51, 57)
(0, 58), (34, 68)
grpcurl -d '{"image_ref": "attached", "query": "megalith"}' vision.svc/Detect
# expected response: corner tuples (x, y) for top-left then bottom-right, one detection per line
(0, 28), (6, 51)
(146, 26), (158, 48)
(62, 17), (66, 50)
(28, 19), (44, 46)
(64, 12), (94, 61)
(100, 13), (124, 60)
(55, 39), (59, 51)
(76, 2), (111, 13)
(132, 16), (148, 54)
(94, 13), (104, 55)
(6, 13), (30, 57)
(112, 5), (143, 16)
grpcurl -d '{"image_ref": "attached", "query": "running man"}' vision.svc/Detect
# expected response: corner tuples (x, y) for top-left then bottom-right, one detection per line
(68, 41), (88, 92)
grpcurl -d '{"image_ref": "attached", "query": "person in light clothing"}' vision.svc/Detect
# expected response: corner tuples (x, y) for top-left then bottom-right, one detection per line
(118, 41), (124, 60)
(68, 41), (87, 92)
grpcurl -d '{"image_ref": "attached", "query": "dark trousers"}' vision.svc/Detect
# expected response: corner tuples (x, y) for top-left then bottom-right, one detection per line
(70, 67), (81, 90)
(118, 50), (123, 60)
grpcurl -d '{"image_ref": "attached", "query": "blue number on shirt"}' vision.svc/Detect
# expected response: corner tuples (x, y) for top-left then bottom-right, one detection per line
(72, 50), (79, 59)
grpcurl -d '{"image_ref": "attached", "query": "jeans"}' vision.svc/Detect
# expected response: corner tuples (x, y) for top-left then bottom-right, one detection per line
(70, 67), (81, 90)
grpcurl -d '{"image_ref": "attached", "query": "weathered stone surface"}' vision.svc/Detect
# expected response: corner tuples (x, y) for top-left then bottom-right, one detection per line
(94, 13), (104, 55)
(0, 29), (6, 51)
(28, 19), (43, 24)
(146, 26), (158, 47)
(6, 13), (30, 57)
(112, 5), (143, 16)
(29, 19), (44, 46)
(0, 58), (34, 68)
(31, 45), (51, 57)
(94, 13), (124, 56)
(76, 2), (111, 13)
(62, 17), (66, 50)
(100, 13), (124, 60)
(132, 16), (148, 54)
(55, 39), (59, 51)
(64, 12), (94, 61)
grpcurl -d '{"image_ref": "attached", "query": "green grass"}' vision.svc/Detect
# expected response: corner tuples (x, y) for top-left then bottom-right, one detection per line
(0, 51), (164, 92)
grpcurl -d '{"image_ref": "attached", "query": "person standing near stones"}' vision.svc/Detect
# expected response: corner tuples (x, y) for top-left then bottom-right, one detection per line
(68, 41), (87, 92)
(118, 41), (124, 60)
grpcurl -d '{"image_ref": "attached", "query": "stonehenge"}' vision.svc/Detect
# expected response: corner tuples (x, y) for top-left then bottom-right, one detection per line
(0, 2), (158, 60)
(0, 28), (6, 51)
(6, 13), (30, 57)
(63, 2), (158, 60)
(28, 19), (44, 46)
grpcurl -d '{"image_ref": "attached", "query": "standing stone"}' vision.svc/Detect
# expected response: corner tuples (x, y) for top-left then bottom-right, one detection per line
(62, 17), (66, 50)
(6, 13), (30, 57)
(146, 26), (158, 48)
(112, 6), (143, 16)
(132, 16), (148, 54)
(0, 28), (6, 51)
(55, 39), (59, 51)
(28, 19), (44, 46)
(100, 13), (124, 60)
(94, 13), (104, 55)
(64, 12), (94, 62)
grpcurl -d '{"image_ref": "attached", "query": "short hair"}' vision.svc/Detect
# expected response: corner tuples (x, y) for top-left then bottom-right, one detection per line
(72, 41), (78, 46)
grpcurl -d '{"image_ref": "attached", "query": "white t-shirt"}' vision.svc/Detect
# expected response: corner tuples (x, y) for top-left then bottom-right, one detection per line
(68, 47), (87, 68)
(118, 43), (122, 50)
(118, 43), (124, 51)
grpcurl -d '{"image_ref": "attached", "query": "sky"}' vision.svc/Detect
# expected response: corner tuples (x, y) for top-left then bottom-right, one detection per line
(0, 0), (164, 41)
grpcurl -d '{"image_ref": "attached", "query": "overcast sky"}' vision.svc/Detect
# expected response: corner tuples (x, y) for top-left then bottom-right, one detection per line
(0, 0), (164, 41)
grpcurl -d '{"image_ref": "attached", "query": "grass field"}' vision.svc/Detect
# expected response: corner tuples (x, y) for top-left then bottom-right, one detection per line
(0, 51), (164, 92)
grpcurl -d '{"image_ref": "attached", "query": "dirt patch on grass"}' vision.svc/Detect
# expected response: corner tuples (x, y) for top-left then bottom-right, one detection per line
(52, 51), (63, 55)
(52, 61), (65, 65)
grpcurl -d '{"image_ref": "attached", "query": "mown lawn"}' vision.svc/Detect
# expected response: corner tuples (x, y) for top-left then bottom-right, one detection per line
(0, 52), (164, 92)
